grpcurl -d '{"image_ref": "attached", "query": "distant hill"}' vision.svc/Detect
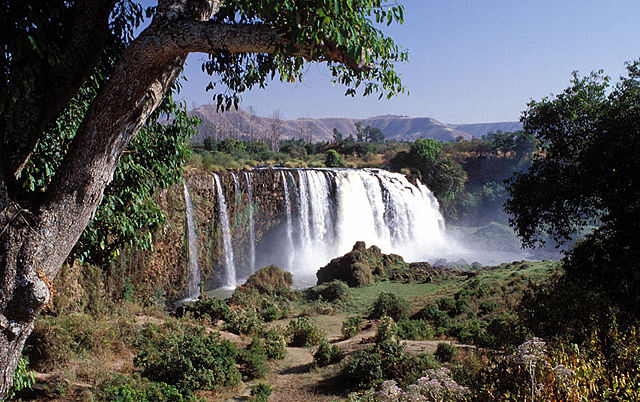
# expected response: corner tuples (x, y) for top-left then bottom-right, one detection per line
(190, 104), (522, 143)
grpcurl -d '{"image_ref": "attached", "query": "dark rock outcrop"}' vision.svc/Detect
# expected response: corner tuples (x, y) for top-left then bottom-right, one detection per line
(316, 241), (439, 287)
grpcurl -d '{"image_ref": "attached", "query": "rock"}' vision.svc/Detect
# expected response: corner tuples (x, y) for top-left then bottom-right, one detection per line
(240, 265), (292, 294)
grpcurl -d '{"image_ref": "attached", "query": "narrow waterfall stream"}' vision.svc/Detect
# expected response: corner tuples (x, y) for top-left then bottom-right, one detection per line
(244, 172), (256, 275)
(183, 183), (200, 299)
(281, 171), (295, 272)
(213, 173), (236, 288)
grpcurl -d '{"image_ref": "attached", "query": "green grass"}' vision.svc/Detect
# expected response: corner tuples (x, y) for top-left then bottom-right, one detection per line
(344, 260), (559, 315)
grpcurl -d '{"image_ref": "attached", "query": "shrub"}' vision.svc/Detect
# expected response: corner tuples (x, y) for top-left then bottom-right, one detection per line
(238, 339), (269, 380)
(287, 317), (324, 347)
(325, 149), (346, 167)
(369, 292), (408, 321)
(341, 316), (363, 339)
(435, 342), (458, 362)
(437, 297), (457, 317)
(375, 316), (398, 344)
(396, 319), (434, 340)
(223, 308), (265, 336)
(305, 280), (351, 304)
(262, 329), (287, 360)
(134, 327), (241, 394)
(302, 300), (336, 316)
(313, 340), (344, 367)
(250, 383), (273, 402)
(412, 305), (451, 329)
(341, 349), (384, 390)
(94, 373), (187, 401)
(183, 297), (230, 322)
(479, 300), (499, 315)
(240, 265), (293, 294)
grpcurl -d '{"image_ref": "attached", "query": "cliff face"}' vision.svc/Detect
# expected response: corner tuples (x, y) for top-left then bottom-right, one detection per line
(113, 168), (290, 302)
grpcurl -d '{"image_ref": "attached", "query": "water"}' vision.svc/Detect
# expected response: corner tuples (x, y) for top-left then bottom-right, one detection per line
(281, 171), (295, 271)
(244, 172), (256, 274)
(213, 173), (236, 288)
(205, 168), (526, 289)
(183, 183), (200, 300)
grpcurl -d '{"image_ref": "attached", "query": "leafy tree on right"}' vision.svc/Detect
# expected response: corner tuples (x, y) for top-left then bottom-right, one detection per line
(505, 61), (640, 313)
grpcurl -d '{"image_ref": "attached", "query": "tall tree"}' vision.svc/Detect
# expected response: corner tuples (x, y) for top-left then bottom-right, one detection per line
(505, 62), (640, 312)
(0, 0), (406, 394)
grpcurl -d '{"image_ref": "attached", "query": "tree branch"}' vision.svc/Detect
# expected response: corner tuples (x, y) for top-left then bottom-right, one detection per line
(167, 21), (370, 72)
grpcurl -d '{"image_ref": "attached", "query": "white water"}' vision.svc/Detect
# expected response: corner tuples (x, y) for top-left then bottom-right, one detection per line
(277, 168), (454, 279)
(244, 172), (256, 274)
(281, 171), (295, 271)
(183, 183), (200, 300)
(213, 174), (236, 288)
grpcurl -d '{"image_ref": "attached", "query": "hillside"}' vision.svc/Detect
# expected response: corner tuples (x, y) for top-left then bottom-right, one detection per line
(190, 105), (521, 143)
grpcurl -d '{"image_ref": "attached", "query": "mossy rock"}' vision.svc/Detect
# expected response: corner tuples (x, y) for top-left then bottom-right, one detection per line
(240, 265), (292, 294)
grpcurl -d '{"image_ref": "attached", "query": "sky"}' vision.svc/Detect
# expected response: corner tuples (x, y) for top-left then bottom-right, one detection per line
(174, 0), (640, 123)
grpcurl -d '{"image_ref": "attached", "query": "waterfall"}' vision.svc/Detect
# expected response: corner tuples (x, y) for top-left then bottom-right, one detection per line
(281, 171), (295, 271)
(260, 168), (453, 281)
(183, 183), (200, 300)
(244, 172), (256, 274)
(213, 173), (236, 288)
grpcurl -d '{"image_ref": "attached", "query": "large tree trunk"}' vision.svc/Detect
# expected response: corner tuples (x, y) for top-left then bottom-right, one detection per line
(0, 7), (199, 396)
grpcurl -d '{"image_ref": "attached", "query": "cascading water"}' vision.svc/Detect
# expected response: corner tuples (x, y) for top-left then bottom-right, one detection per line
(244, 172), (256, 275)
(213, 173), (236, 288)
(251, 168), (454, 285)
(204, 167), (521, 290)
(281, 171), (295, 271)
(183, 183), (200, 299)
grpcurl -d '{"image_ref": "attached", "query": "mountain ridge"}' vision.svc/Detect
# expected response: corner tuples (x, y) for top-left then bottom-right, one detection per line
(190, 104), (523, 143)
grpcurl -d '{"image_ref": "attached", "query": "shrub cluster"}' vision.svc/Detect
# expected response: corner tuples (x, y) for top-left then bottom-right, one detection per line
(341, 316), (363, 339)
(313, 340), (344, 367)
(305, 280), (351, 304)
(250, 383), (273, 402)
(369, 292), (408, 321)
(287, 317), (325, 347)
(223, 308), (265, 336)
(182, 297), (230, 322)
(134, 324), (241, 394)
(238, 338), (269, 381)
(396, 319), (434, 341)
(262, 329), (287, 360)
(94, 373), (188, 401)
(435, 342), (458, 362)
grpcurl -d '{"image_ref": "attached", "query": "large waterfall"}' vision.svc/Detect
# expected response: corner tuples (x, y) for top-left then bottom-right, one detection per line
(185, 167), (512, 291)
(259, 168), (450, 281)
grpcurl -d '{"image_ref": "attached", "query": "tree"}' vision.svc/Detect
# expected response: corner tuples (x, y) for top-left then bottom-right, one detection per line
(364, 126), (385, 144)
(505, 62), (640, 312)
(269, 110), (284, 151)
(333, 128), (343, 143)
(0, 0), (407, 395)
(325, 149), (346, 168)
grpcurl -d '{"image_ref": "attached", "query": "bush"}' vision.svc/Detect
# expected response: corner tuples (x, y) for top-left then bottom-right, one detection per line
(134, 326), (241, 394)
(341, 349), (384, 390)
(238, 339), (269, 380)
(369, 292), (408, 321)
(396, 319), (434, 340)
(262, 330), (287, 360)
(287, 317), (324, 347)
(479, 300), (499, 315)
(325, 149), (346, 167)
(250, 383), (273, 402)
(341, 316), (363, 339)
(412, 305), (451, 329)
(375, 316), (397, 344)
(94, 373), (188, 401)
(435, 342), (458, 362)
(183, 297), (230, 322)
(305, 280), (351, 304)
(223, 308), (265, 336)
(313, 340), (344, 367)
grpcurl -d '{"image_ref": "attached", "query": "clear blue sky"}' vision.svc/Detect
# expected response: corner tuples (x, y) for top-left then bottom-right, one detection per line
(174, 0), (640, 123)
